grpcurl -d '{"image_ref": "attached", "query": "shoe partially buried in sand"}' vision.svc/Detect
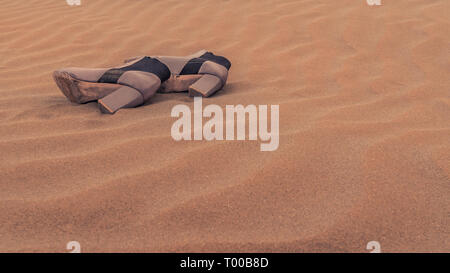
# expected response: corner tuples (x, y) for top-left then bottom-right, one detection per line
(53, 50), (231, 114)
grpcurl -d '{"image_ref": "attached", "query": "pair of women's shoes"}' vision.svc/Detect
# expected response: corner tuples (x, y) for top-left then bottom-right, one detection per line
(53, 50), (231, 114)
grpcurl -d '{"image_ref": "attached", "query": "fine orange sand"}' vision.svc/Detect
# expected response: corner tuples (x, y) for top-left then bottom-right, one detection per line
(0, 0), (449, 253)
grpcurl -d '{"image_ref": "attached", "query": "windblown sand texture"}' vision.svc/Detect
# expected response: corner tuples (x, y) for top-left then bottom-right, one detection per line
(0, 0), (449, 252)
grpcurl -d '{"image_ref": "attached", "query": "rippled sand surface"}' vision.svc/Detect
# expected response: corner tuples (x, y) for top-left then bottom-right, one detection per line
(0, 0), (448, 252)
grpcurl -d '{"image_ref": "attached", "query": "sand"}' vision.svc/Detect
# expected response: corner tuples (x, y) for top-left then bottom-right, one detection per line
(0, 0), (448, 253)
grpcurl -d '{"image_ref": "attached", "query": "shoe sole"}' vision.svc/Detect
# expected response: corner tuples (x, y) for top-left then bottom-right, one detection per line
(53, 71), (119, 104)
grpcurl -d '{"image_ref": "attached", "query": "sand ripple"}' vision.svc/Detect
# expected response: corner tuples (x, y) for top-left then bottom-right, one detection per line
(0, 0), (448, 252)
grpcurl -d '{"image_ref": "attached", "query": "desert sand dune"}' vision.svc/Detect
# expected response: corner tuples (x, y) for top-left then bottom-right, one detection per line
(0, 0), (448, 252)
